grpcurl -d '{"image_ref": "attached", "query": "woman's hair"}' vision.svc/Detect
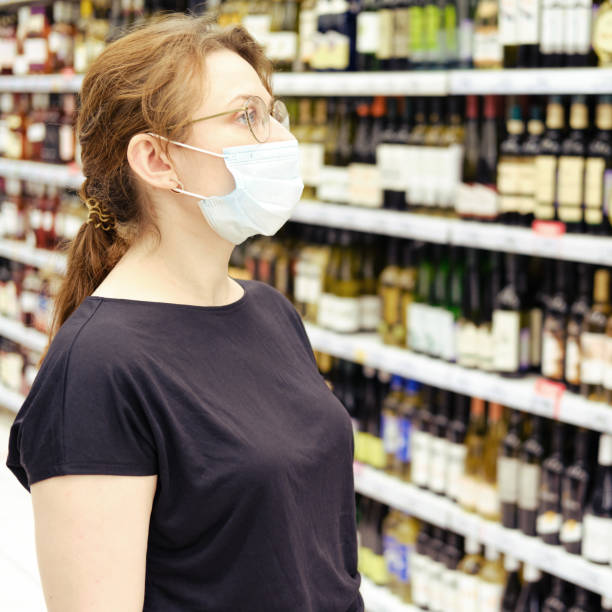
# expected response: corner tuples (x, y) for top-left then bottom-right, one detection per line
(38, 13), (272, 365)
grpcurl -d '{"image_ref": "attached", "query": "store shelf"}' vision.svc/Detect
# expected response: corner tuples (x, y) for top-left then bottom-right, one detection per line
(0, 158), (83, 190)
(292, 200), (612, 265)
(0, 73), (84, 92)
(353, 462), (612, 600)
(359, 575), (417, 612)
(0, 381), (25, 413)
(0, 238), (67, 274)
(0, 315), (47, 353)
(2, 69), (612, 95)
(304, 322), (612, 433)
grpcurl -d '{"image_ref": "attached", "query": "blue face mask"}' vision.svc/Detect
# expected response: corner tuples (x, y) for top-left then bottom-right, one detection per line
(149, 134), (304, 245)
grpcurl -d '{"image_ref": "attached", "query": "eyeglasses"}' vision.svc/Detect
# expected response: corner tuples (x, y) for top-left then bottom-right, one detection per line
(187, 95), (290, 144)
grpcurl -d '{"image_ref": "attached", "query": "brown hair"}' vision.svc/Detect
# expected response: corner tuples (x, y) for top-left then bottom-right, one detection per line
(38, 13), (273, 365)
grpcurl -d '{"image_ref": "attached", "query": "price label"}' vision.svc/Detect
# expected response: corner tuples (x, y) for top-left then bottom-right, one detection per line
(530, 378), (566, 420)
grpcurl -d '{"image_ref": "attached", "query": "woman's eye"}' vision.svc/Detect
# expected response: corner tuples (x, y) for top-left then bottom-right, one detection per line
(236, 111), (249, 125)
(236, 109), (258, 126)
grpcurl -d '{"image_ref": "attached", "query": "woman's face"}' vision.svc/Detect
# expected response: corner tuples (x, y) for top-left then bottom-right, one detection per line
(170, 48), (293, 198)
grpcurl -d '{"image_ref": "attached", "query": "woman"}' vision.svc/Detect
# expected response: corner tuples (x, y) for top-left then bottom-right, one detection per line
(5, 13), (363, 612)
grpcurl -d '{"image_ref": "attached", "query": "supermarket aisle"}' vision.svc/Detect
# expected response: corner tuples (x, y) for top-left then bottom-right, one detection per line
(0, 407), (46, 612)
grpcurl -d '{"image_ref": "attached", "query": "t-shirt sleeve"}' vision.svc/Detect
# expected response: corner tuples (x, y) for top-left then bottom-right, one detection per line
(6, 329), (158, 493)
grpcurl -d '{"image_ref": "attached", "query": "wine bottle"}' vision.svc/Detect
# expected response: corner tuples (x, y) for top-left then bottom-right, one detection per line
(557, 95), (588, 233)
(477, 250), (501, 372)
(541, 260), (571, 382)
(411, 384), (435, 488)
(428, 527), (447, 611)
(397, 241), (418, 348)
(411, 523), (432, 610)
(445, 393), (470, 503)
(501, 555), (521, 612)
(477, 402), (505, 522)
(560, 427), (592, 555)
(381, 375), (405, 473)
(499, 0), (518, 66)
(514, 563), (544, 611)
(456, 536), (484, 611)
(429, 389), (451, 495)
(408, 242), (434, 354)
(379, 237), (402, 346)
(568, 586), (596, 612)
(458, 396), (487, 513)
(475, 94), (500, 221)
(498, 101), (525, 225)
(377, 96), (405, 211)
(477, 545), (506, 610)
(519, 102), (545, 227)
(537, 421), (566, 545)
(457, 248), (479, 368)
(580, 268), (611, 402)
(585, 95), (612, 235)
(441, 531), (464, 611)
(518, 415), (546, 537)
(565, 264), (593, 393)
(542, 575), (571, 612)
(581, 433), (612, 564)
(394, 379), (422, 482)
(535, 96), (565, 223)
(499, 409), (523, 529)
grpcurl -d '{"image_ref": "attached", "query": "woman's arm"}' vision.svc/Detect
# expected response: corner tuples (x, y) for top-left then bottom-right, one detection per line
(31, 473), (158, 612)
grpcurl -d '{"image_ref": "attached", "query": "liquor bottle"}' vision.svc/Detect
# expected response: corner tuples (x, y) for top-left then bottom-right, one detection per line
(376, 0), (395, 70)
(456, 536), (484, 611)
(499, 0), (518, 66)
(535, 96), (565, 223)
(477, 402), (505, 522)
(377, 97), (404, 211)
(580, 268), (611, 402)
(458, 396), (486, 513)
(593, 0), (612, 67)
(378, 237), (402, 346)
(356, 0), (381, 70)
(359, 233), (381, 333)
(518, 415), (546, 537)
(439, 96), (465, 214)
(445, 393), (470, 503)
(457, 0), (474, 67)
(568, 587), (596, 612)
(526, 258), (549, 374)
(499, 409), (523, 529)
(397, 97), (414, 212)
(477, 545), (505, 611)
(566, 264), (593, 393)
(581, 433), (612, 564)
(423, 0), (443, 68)
(411, 523), (432, 609)
(397, 241), (418, 348)
(540, 0), (564, 67)
(501, 555), (521, 612)
(381, 375), (404, 472)
(457, 249), (479, 368)
(585, 95), (612, 235)
(517, 0), (541, 66)
(444, 0), (460, 69)
(408, 243), (434, 354)
(394, 379), (422, 482)
(422, 98), (446, 213)
(543, 576), (571, 612)
(392, 0), (412, 71)
(429, 389), (451, 495)
(333, 230), (361, 333)
(427, 527), (447, 611)
(498, 101), (525, 225)
(566, 0), (594, 66)
(427, 244), (449, 358)
(519, 102), (545, 227)
(473, 0), (502, 68)
(474, 95), (500, 221)
(440, 532), (463, 611)
(515, 563), (544, 610)
(557, 95), (588, 233)
(382, 508), (403, 593)
(560, 427), (592, 555)
(492, 253), (529, 376)
(462, 94), (480, 186)
(537, 421), (566, 545)
(541, 260), (571, 382)
(441, 246), (463, 363)
(478, 250), (502, 372)
(411, 385), (435, 488)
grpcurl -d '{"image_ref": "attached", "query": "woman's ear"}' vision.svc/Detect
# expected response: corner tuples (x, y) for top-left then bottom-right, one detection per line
(127, 134), (181, 191)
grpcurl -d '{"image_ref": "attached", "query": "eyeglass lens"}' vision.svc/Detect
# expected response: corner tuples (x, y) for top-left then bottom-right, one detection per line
(246, 97), (290, 143)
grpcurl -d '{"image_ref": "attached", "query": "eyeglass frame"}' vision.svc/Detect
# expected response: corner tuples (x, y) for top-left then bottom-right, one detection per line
(186, 95), (290, 144)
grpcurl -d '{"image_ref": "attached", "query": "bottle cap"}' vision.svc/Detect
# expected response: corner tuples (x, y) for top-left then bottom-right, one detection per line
(504, 555), (520, 571)
(465, 536), (480, 555)
(523, 563), (542, 582)
(484, 545), (500, 561)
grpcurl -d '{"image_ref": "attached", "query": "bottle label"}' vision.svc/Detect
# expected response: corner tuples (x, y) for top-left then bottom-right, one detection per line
(558, 156), (585, 207)
(541, 326), (566, 380)
(477, 324), (494, 371)
(518, 0), (541, 44)
(377, 9), (395, 60)
(537, 510), (562, 535)
(298, 7), (316, 64)
(458, 320), (478, 368)
(565, 336), (581, 386)
(357, 11), (380, 54)
(492, 310), (520, 372)
(299, 143), (324, 186)
(446, 442), (467, 500)
(425, 306), (442, 356)
(383, 534), (411, 582)
(535, 155), (557, 204)
(498, 456), (519, 503)
(541, 0), (564, 53)
(476, 481), (501, 518)
(585, 157), (605, 208)
(397, 416), (411, 463)
(518, 463), (541, 511)
(317, 166), (350, 203)
(560, 518), (583, 544)
(409, 6), (425, 59)
(582, 513), (612, 563)
(360, 295), (381, 332)
(348, 163), (382, 208)
(457, 473), (478, 509)
(580, 331), (606, 385)
(499, 0), (518, 45)
(567, 0), (593, 54)
(382, 413), (401, 455)
(377, 144), (408, 191)
(603, 336), (612, 390)
(266, 32), (298, 62)
(441, 567), (458, 612)
(429, 436), (448, 493)
(394, 8), (412, 59)
(478, 581), (504, 612)
(594, 10), (612, 55)
(456, 573), (479, 612)
(473, 27), (503, 66)
(408, 302), (427, 353)
(411, 429), (431, 486)
(439, 308), (457, 362)
(520, 326), (530, 371)
(411, 551), (428, 606)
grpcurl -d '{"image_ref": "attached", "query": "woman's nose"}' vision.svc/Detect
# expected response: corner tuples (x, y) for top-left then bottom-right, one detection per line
(268, 116), (294, 143)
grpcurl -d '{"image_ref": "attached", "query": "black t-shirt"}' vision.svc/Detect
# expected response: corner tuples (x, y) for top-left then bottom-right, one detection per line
(6, 278), (364, 612)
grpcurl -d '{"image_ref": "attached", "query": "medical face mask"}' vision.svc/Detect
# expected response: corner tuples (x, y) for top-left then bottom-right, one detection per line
(149, 134), (304, 245)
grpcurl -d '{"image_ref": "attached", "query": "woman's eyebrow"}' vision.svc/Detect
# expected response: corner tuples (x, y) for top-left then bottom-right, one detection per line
(226, 93), (275, 112)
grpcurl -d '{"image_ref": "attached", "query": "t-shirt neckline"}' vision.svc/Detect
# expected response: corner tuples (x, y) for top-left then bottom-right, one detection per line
(85, 277), (249, 313)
